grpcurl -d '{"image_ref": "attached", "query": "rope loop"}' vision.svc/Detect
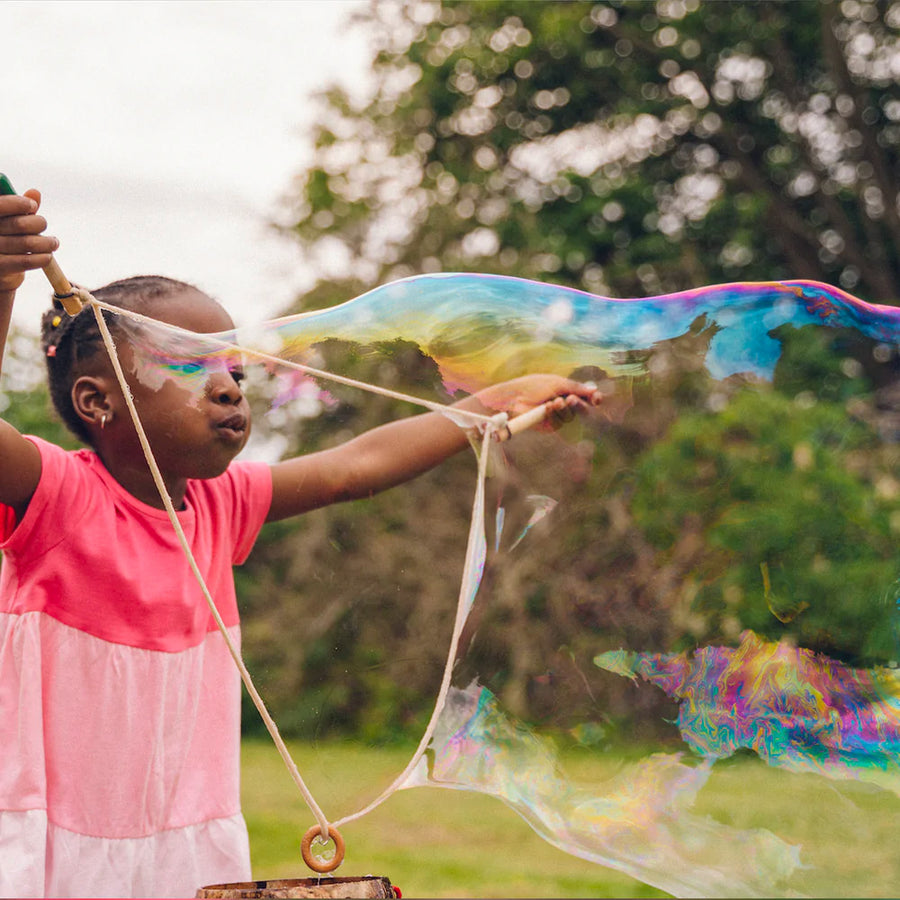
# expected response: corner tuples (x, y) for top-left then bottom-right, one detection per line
(301, 824), (346, 874)
(79, 292), (507, 862)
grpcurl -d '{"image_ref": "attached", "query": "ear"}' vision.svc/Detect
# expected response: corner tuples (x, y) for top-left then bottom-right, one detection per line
(72, 375), (116, 429)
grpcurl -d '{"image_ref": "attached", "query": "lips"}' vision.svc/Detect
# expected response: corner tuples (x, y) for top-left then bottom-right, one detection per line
(215, 413), (248, 440)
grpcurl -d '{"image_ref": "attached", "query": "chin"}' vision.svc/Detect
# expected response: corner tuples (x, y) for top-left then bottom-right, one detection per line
(188, 451), (243, 481)
(203, 462), (233, 480)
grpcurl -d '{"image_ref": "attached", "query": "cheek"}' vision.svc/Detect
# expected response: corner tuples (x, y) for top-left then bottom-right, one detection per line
(131, 385), (203, 434)
(160, 406), (198, 435)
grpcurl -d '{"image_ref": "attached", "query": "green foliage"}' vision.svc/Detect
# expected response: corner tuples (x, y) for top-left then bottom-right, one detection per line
(286, 0), (900, 303)
(241, 0), (900, 741)
(632, 386), (899, 663)
(0, 330), (78, 449)
(239, 337), (475, 741)
(0, 383), (73, 448)
(629, 322), (900, 665)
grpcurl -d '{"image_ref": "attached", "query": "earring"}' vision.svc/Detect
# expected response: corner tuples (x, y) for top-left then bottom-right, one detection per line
(100, 413), (109, 430)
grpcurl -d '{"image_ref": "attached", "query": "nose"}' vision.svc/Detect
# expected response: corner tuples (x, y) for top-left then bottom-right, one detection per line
(206, 369), (243, 405)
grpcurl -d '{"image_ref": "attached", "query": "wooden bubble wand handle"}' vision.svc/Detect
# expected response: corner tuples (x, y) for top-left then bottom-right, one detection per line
(0, 173), (83, 316)
(494, 402), (555, 441)
(494, 381), (600, 441)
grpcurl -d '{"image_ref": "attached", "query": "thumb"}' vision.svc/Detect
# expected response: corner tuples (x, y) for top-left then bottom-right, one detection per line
(22, 189), (42, 209)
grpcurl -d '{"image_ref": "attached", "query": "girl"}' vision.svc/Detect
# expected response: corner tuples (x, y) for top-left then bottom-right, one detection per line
(0, 189), (599, 898)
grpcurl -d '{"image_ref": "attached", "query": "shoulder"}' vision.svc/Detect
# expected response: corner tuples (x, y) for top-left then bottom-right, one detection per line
(27, 436), (108, 495)
(1, 437), (104, 548)
(9, 435), (106, 495)
(25, 435), (91, 470)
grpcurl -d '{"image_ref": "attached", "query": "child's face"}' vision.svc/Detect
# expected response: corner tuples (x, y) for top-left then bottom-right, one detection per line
(115, 289), (252, 480)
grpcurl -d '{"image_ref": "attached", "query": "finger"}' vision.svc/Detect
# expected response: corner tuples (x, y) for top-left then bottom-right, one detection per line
(22, 188), (42, 209)
(567, 384), (604, 407)
(546, 393), (596, 428)
(0, 213), (50, 236)
(0, 234), (59, 254)
(550, 378), (597, 402)
(565, 393), (597, 410)
(0, 194), (39, 217)
(0, 277), (25, 293)
(581, 385), (604, 406)
(552, 394), (587, 413)
(0, 254), (55, 274)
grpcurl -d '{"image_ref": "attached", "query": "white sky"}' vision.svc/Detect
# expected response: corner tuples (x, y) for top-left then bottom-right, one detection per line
(5, 0), (372, 333)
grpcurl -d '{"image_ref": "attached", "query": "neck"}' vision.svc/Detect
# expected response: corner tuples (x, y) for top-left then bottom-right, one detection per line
(96, 447), (188, 510)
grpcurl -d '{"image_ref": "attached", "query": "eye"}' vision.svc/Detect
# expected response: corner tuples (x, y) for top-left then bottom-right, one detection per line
(169, 361), (205, 377)
(230, 368), (246, 386)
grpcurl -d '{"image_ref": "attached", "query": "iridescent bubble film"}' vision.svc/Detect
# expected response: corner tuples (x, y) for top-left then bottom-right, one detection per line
(594, 630), (900, 787)
(110, 274), (900, 897)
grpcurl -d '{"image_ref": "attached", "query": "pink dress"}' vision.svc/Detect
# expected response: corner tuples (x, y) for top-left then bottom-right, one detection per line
(0, 437), (272, 898)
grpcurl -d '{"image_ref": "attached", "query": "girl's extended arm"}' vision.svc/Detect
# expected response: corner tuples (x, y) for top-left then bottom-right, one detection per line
(0, 191), (58, 517)
(267, 375), (600, 522)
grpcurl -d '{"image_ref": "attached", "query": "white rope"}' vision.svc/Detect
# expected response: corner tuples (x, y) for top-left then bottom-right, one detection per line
(78, 289), (502, 853)
(334, 423), (494, 829)
(87, 293), (333, 841)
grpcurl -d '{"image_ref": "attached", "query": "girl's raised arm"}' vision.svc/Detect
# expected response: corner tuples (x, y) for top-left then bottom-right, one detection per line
(267, 376), (600, 522)
(0, 190), (59, 517)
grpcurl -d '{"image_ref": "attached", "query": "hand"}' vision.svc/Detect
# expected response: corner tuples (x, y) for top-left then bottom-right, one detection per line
(0, 190), (58, 294)
(475, 374), (603, 429)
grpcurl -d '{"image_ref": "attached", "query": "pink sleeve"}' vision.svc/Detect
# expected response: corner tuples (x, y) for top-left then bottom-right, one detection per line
(0, 436), (74, 549)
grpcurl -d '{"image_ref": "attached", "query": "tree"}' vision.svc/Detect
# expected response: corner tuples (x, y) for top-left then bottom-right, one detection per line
(237, 0), (900, 739)
(286, 0), (900, 306)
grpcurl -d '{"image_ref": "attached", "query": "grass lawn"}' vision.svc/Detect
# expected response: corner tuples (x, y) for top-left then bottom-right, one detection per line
(240, 739), (669, 899)
(240, 738), (900, 899)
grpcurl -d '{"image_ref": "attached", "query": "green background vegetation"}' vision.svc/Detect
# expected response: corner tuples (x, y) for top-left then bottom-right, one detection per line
(4, 1), (900, 895)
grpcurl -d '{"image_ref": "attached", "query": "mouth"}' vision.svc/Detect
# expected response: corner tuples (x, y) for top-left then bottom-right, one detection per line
(215, 413), (248, 442)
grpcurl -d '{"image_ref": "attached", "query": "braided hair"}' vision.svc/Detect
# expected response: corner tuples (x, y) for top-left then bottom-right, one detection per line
(40, 275), (198, 444)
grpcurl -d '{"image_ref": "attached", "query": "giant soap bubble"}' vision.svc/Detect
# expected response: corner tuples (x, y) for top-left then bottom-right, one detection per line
(114, 274), (900, 897)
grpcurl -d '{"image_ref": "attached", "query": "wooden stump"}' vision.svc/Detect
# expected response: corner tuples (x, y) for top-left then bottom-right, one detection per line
(196, 876), (397, 898)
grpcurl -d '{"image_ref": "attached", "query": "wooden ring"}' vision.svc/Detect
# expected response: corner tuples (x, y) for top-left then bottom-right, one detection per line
(301, 824), (345, 874)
